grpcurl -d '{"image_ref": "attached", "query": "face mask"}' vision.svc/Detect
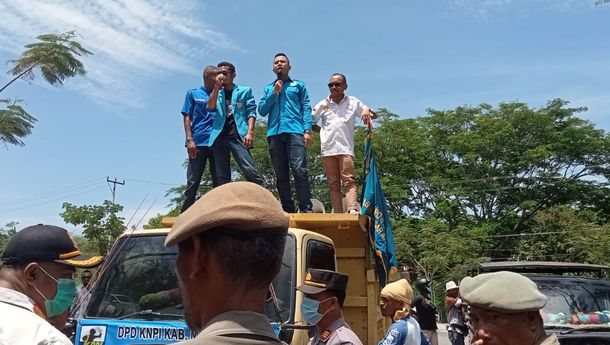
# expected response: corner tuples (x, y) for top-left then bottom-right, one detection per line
(33, 266), (77, 317)
(301, 297), (332, 325)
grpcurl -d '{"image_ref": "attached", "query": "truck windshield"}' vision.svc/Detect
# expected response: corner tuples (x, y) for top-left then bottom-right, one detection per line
(86, 234), (181, 320)
(538, 279), (610, 329)
(86, 233), (296, 324)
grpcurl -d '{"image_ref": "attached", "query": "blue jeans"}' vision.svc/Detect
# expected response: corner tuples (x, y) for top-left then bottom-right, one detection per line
(181, 146), (217, 212)
(212, 135), (266, 187)
(268, 133), (312, 213)
(448, 330), (465, 345)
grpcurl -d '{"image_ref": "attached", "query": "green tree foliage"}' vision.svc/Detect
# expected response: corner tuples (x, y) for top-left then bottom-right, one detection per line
(60, 200), (124, 255)
(1, 31), (92, 93)
(1, 31), (91, 147)
(0, 98), (37, 147)
(511, 205), (610, 263)
(372, 100), (610, 228)
(0, 221), (18, 256)
(144, 208), (180, 229)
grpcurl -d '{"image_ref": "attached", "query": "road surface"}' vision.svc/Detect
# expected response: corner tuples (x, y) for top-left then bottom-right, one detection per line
(436, 324), (471, 345)
(438, 324), (450, 345)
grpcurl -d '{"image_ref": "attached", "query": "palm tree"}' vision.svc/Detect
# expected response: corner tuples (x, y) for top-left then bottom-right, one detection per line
(0, 99), (37, 147)
(0, 31), (92, 93)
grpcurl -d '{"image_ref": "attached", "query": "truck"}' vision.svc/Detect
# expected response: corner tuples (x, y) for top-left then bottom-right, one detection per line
(472, 261), (610, 344)
(74, 213), (392, 345)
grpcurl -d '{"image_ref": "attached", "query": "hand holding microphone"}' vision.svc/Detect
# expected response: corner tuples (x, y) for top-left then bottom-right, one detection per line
(273, 70), (283, 94)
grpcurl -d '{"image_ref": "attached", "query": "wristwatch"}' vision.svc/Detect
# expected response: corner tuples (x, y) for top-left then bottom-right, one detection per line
(304, 130), (311, 134)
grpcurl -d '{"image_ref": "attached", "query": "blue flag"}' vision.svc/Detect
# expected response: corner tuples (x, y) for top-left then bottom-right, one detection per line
(360, 134), (398, 287)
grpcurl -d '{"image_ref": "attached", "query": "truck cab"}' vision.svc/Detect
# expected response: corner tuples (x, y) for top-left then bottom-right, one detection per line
(75, 214), (386, 345)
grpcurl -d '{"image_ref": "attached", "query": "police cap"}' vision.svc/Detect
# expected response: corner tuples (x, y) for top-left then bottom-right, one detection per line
(296, 268), (349, 295)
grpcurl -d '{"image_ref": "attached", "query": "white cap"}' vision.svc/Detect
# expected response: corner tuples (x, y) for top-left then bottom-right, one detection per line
(446, 281), (458, 291)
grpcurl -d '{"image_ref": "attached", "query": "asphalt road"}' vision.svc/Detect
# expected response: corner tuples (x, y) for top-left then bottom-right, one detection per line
(436, 325), (471, 345)
(437, 325), (450, 345)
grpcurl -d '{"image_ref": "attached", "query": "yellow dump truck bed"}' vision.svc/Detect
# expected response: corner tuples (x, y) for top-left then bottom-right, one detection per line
(289, 214), (386, 345)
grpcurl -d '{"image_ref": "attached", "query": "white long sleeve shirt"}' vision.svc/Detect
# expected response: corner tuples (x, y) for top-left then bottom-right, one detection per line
(312, 95), (369, 157)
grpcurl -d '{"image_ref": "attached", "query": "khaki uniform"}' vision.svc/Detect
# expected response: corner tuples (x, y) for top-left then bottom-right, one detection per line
(309, 317), (363, 345)
(538, 334), (560, 345)
(177, 310), (284, 345)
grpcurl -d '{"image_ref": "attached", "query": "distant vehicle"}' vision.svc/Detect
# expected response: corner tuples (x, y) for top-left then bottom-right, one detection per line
(473, 261), (610, 344)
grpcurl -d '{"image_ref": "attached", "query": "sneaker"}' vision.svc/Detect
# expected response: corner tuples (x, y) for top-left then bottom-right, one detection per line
(347, 209), (359, 215)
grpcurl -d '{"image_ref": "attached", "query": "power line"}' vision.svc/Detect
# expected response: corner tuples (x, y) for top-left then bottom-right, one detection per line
(0, 177), (104, 207)
(124, 194), (148, 229)
(118, 177), (181, 187)
(0, 185), (108, 214)
(468, 231), (569, 239)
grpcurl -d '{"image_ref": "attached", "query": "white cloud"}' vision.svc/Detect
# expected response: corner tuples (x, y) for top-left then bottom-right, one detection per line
(0, 0), (240, 109)
(448, 0), (595, 18)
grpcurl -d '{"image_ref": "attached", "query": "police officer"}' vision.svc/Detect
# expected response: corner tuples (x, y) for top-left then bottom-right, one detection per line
(460, 271), (560, 345)
(296, 268), (363, 345)
(165, 181), (289, 345)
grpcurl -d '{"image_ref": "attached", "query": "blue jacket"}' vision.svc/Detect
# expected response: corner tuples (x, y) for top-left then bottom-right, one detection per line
(258, 77), (312, 137)
(209, 84), (257, 145)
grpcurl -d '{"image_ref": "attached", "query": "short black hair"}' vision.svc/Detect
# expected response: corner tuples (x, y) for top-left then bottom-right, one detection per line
(181, 228), (286, 289)
(274, 53), (290, 64)
(217, 61), (235, 73)
(331, 289), (346, 307)
(330, 73), (347, 84)
(203, 65), (217, 78)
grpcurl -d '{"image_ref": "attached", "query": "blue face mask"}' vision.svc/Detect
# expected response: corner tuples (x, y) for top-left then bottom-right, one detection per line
(33, 267), (77, 317)
(301, 297), (331, 325)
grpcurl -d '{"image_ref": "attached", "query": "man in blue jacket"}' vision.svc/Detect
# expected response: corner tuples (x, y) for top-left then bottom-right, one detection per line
(180, 66), (220, 212)
(207, 61), (266, 187)
(258, 53), (313, 213)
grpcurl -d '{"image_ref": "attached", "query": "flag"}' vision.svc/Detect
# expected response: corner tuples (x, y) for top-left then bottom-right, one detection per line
(360, 133), (398, 287)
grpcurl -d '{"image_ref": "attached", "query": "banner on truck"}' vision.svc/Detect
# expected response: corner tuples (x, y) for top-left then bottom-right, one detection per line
(76, 319), (192, 345)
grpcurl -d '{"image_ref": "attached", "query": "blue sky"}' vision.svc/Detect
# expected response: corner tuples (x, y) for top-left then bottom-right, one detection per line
(1, 0), (609, 232)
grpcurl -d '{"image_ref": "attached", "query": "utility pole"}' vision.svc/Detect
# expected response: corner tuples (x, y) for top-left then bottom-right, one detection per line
(106, 177), (125, 203)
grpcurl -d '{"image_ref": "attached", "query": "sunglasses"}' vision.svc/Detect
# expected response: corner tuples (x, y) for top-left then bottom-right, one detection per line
(328, 82), (343, 88)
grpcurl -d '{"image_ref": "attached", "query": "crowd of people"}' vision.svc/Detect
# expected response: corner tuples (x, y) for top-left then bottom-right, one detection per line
(180, 53), (375, 214)
(0, 182), (561, 345)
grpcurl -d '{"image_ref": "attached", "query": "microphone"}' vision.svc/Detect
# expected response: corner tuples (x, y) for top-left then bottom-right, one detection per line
(273, 71), (283, 95)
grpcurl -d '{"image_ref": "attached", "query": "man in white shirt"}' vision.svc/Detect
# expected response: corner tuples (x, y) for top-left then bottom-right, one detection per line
(0, 224), (103, 345)
(312, 73), (375, 213)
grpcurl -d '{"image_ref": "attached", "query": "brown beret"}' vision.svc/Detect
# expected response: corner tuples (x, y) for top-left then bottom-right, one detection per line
(460, 271), (547, 313)
(165, 182), (289, 246)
